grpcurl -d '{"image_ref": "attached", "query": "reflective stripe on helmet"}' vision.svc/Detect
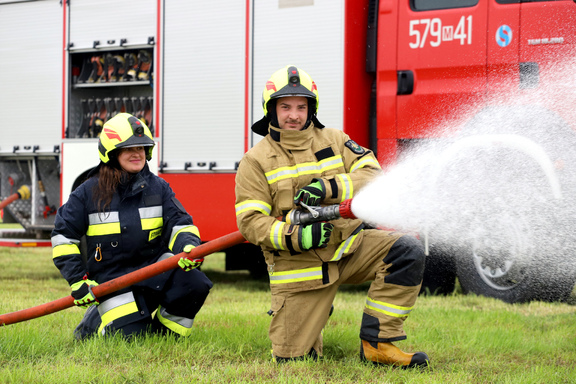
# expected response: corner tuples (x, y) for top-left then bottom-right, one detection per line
(262, 65), (319, 116)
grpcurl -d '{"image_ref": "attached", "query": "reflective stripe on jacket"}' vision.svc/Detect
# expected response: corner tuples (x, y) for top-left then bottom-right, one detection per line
(235, 124), (380, 292)
(52, 164), (200, 286)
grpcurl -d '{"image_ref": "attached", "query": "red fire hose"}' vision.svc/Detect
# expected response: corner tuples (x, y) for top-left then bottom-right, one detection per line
(0, 230), (245, 327)
(0, 185), (31, 211)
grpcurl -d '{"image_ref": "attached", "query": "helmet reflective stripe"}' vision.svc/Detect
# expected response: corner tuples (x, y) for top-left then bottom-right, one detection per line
(262, 65), (319, 116)
(98, 113), (155, 163)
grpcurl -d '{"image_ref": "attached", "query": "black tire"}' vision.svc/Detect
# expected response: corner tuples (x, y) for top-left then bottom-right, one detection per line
(420, 243), (456, 296)
(451, 106), (576, 303)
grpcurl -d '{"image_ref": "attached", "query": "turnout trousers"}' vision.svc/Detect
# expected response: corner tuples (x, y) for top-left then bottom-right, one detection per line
(74, 268), (213, 339)
(269, 230), (425, 359)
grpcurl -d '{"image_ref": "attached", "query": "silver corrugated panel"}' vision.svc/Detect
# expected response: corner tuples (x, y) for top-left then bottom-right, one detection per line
(0, 0), (62, 152)
(162, 1), (247, 172)
(251, 0), (345, 147)
(69, 0), (156, 50)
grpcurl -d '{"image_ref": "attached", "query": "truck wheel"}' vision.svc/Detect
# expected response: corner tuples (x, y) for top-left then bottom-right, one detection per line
(453, 105), (576, 303)
(420, 244), (456, 296)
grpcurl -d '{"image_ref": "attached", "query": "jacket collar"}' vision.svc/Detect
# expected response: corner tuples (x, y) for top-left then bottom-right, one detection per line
(269, 123), (315, 150)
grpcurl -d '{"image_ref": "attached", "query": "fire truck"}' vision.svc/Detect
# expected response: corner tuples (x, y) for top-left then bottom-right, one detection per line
(1, 0), (576, 303)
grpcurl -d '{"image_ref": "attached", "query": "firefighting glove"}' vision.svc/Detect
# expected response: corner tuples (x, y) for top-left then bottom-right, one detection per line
(294, 179), (326, 206)
(70, 279), (99, 308)
(299, 222), (334, 250)
(178, 244), (204, 272)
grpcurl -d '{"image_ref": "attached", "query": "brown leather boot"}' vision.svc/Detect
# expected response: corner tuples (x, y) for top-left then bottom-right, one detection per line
(360, 339), (429, 368)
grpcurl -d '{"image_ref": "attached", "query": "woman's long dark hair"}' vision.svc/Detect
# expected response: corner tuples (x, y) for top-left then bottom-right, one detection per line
(92, 160), (126, 213)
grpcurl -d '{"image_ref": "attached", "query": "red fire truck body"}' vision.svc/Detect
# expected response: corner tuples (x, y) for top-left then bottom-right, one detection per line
(1, 0), (576, 302)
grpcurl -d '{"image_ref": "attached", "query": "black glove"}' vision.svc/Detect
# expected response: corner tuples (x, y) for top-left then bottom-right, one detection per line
(299, 222), (334, 250)
(294, 179), (326, 206)
(70, 279), (99, 308)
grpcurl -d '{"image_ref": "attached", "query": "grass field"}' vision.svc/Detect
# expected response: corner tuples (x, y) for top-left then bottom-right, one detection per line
(1, 245), (575, 383)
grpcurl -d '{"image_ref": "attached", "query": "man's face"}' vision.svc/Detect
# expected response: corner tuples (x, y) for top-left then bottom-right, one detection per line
(275, 96), (308, 131)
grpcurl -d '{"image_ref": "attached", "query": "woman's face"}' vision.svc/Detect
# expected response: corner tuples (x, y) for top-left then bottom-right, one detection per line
(117, 146), (146, 173)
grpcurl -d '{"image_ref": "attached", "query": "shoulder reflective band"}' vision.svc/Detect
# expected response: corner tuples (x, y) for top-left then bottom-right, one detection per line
(365, 297), (413, 318)
(265, 156), (344, 185)
(87, 211), (121, 236)
(51, 234), (81, 258)
(168, 224), (200, 251)
(235, 200), (272, 216)
(156, 306), (194, 337)
(139, 206), (163, 230)
(269, 267), (323, 284)
(331, 231), (361, 261)
(270, 221), (286, 250)
(97, 291), (138, 335)
(350, 156), (381, 173)
(335, 174), (353, 201)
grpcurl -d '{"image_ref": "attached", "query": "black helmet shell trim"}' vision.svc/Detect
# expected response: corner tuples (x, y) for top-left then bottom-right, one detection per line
(251, 65), (324, 136)
(98, 113), (155, 163)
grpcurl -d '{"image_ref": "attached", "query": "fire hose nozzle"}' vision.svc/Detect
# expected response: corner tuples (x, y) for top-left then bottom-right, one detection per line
(283, 199), (356, 225)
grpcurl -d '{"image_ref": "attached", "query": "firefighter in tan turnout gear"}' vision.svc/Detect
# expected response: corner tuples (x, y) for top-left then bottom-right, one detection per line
(235, 65), (429, 367)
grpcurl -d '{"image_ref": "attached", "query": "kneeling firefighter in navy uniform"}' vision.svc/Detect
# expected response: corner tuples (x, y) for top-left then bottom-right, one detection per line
(51, 113), (212, 339)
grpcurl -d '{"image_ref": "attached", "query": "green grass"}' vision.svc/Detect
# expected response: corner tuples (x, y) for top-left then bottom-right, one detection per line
(1, 246), (575, 383)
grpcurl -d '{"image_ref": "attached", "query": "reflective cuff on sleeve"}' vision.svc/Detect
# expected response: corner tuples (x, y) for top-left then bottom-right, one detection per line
(168, 225), (201, 251)
(335, 174), (353, 202)
(270, 221), (286, 251)
(235, 200), (272, 216)
(350, 156), (381, 173)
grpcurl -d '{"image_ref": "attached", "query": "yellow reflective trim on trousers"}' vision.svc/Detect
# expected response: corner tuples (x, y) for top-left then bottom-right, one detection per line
(98, 301), (139, 334)
(87, 222), (121, 236)
(336, 174), (353, 202)
(351, 157), (381, 173)
(365, 297), (413, 318)
(331, 232), (360, 261)
(52, 243), (81, 258)
(235, 200), (272, 216)
(265, 156), (344, 184)
(269, 221), (286, 250)
(141, 217), (163, 230)
(168, 225), (200, 250)
(269, 267), (322, 284)
(156, 306), (194, 337)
